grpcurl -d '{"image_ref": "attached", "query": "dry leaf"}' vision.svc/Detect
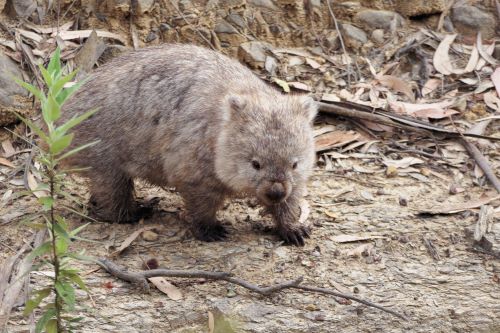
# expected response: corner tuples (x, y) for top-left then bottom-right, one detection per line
(476, 32), (498, 67)
(330, 234), (386, 243)
(299, 199), (310, 224)
(417, 195), (500, 215)
(288, 81), (311, 91)
(148, 277), (183, 300)
(111, 225), (158, 256)
(389, 100), (456, 119)
(483, 91), (500, 111)
(475, 43), (495, 71)
(24, 21), (74, 34)
(382, 157), (425, 169)
(305, 57), (321, 69)
(2, 140), (16, 157)
(208, 311), (215, 333)
(433, 34), (456, 75)
(315, 130), (361, 152)
(376, 75), (414, 101)
(53, 30), (127, 44)
(273, 78), (290, 93)
(422, 79), (441, 96)
(323, 210), (338, 220)
(321, 93), (341, 102)
(345, 243), (374, 257)
(27, 172), (48, 198)
(16, 29), (43, 43)
(491, 67), (500, 98)
(0, 157), (15, 168)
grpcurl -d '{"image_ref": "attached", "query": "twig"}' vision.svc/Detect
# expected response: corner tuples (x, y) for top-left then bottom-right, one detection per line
(97, 258), (408, 320)
(317, 101), (500, 141)
(461, 139), (500, 193)
(326, 0), (352, 87)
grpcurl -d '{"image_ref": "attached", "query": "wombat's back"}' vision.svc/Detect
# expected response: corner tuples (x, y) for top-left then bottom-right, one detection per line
(61, 44), (272, 177)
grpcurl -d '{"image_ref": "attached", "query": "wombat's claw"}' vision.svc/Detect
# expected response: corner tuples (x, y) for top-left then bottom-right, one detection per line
(192, 224), (228, 242)
(278, 225), (311, 247)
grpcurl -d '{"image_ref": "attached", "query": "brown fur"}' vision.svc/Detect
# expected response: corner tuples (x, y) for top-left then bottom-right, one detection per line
(60, 44), (317, 246)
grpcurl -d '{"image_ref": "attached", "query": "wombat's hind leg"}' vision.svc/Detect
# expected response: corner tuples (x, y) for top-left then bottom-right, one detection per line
(182, 190), (227, 242)
(88, 171), (141, 223)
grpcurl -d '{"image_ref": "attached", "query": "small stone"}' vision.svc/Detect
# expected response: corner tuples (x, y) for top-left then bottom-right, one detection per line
(395, 0), (446, 17)
(238, 41), (272, 68)
(386, 165), (398, 177)
(399, 196), (409, 206)
(226, 13), (246, 29)
(214, 19), (238, 34)
(451, 5), (496, 39)
(145, 31), (158, 42)
(324, 30), (340, 51)
(142, 230), (159, 241)
(341, 23), (367, 49)
(420, 168), (431, 176)
(371, 29), (385, 44)
(354, 9), (404, 30)
(305, 303), (319, 311)
(159, 23), (171, 32)
(226, 288), (237, 298)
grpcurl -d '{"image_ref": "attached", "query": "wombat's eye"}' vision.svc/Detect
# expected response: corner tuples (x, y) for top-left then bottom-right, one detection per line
(252, 160), (261, 170)
(292, 162), (298, 169)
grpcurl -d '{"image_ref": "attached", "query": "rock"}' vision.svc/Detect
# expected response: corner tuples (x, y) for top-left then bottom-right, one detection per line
(214, 19), (238, 34)
(247, 0), (278, 10)
(142, 230), (159, 241)
(451, 5), (496, 40)
(395, 0), (445, 17)
(324, 30), (340, 51)
(371, 29), (385, 44)
(0, 52), (30, 127)
(145, 31), (158, 42)
(238, 41), (272, 68)
(3, 0), (37, 17)
(354, 9), (404, 30)
(332, 1), (362, 18)
(341, 23), (367, 49)
(226, 13), (246, 29)
(360, 0), (394, 10)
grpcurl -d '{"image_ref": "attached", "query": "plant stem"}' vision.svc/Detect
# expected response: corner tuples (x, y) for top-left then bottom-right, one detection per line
(49, 168), (63, 332)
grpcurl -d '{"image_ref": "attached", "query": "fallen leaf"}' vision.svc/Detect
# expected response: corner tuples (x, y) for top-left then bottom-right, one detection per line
(382, 157), (425, 168)
(305, 57), (321, 69)
(315, 130), (361, 152)
(208, 311), (215, 333)
(16, 29), (43, 43)
(483, 91), (500, 111)
(433, 34), (457, 75)
(0, 157), (15, 168)
(273, 78), (290, 93)
(288, 81), (311, 91)
(376, 75), (414, 101)
(417, 195), (500, 215)
(24, 21), (74, 34)
(491, 67), (500, 98)
(389, 100), (456, 119)
(475, 42), (495, 71)
(27, 172), (48, 198)
(111, 225), (158, 256)
(2, 140), (16, 157)
(53, 30), (127, 44)
(422, 78), (441, 96)
(321, 93), (341, 102)
(148, 277), (183, 300)
(476, 32), (498, 67)
(299, 199), (310, 224)
(330, 234), (386, 243)
(323, 210), (338, 220)
(345, 243), (374, 257)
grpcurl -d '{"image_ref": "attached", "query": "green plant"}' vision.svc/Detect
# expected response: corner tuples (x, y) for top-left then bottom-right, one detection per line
(14, 48), (98, 333)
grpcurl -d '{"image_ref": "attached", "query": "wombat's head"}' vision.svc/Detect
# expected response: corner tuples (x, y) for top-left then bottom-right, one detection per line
(215, 93), (317, 205)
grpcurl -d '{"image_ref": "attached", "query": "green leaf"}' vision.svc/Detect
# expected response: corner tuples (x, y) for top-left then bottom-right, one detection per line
(66, 252), (97, 263)
(14, 112), (49, 143)
(47, 48), (61, 77)
(55, 237), (69, 255)
(55, 108), (98, 136)
(67, 273), (88, 291)
(273, 78), (290, 93)
(51, 69), (78, 98)
(23, 288), (51, 316)
(55, 281), (76, 309)
(38, 196), (54, 210)
(27, 241), (53, 261)
(43, 94), (61, 123)
(50, 134), (74, 155)
(53, 220), (71, 243)
(69, 223), (89, 237)
(56, 80), (84, 105)
(39, 66), (53, 87)
(35, 309), (56, 333)
(45, 319), (58, 333)
(56, 140), (99, 162)
(12, 77), (46, 101)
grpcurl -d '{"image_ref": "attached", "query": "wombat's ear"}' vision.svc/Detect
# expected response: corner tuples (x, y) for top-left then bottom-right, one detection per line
(225, 96), (248, 121)
(299, 96), (318, 123)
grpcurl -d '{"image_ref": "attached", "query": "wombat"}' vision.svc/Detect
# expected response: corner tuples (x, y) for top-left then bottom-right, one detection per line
(61, 44), (317, 246)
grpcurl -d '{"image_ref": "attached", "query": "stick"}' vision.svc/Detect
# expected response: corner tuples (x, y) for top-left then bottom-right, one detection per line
(97, 258), (408, 320)
(326, 0), (352, 87)
(461, 139), (500, 193)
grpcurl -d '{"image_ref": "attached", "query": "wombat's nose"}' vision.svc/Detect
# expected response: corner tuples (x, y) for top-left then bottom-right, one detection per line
(266, 183), (286, 203)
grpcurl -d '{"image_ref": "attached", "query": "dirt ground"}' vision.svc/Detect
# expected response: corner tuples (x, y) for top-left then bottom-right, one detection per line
(2, 153), (500, 332)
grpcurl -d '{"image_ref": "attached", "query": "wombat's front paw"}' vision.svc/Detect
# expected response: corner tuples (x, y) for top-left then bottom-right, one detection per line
(277, 225), (311, 246)
(192, 224), (228, 242)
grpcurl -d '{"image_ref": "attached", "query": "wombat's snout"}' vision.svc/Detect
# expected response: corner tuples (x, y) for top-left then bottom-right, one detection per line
(266, 182), (287, 203)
